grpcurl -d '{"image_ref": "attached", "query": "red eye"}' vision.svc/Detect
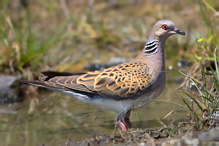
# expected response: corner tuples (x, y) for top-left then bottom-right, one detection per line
(162, 24), (168, 30)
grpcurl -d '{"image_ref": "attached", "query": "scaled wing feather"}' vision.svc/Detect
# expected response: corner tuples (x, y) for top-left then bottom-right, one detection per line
(77, 62), (155, 99)
(37, 62), (154, 99)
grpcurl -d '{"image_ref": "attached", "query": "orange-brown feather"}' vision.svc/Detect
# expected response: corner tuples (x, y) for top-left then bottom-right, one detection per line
(77, 62), (155, 98)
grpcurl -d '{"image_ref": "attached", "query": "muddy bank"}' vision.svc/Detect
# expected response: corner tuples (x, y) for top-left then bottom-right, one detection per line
(69, 127), (219, 146)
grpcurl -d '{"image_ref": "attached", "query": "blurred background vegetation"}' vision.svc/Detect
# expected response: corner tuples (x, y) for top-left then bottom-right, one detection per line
(0, 0), (219, 145)
(0, 0), (218, 77)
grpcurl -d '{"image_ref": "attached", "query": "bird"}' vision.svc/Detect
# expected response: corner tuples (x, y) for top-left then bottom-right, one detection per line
(21, 20), (186, 131)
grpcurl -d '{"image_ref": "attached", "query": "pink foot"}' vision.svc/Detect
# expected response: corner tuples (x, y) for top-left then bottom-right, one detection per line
(117, 120), (127, 131)
(124, 117), (132, 128)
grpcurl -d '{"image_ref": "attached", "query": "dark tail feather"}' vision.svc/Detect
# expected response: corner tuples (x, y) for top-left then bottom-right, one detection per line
(39, 71), (86, 82)
(20, 80), (47, 86)
(20, 80), (72, 93)
(20, 80), (96, 98)
(41, 71), (85, 77)
(20, 80), (64, 90)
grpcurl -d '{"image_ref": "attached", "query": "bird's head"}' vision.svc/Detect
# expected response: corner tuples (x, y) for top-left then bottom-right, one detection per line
(143, 20), (186, 57)
(150, 20), (186, 40)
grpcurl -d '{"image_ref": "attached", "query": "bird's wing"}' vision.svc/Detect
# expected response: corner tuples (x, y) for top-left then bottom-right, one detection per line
(77, 62), (155, 99)
(38, 71), (95, 93)
(24, 62), (155, 100)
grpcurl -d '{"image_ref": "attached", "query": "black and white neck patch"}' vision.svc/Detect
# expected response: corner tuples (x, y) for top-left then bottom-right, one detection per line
(144, 40), (159, 56)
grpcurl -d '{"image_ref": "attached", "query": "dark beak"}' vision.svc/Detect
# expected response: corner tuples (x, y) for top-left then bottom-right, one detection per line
(172, 28), (186, 35)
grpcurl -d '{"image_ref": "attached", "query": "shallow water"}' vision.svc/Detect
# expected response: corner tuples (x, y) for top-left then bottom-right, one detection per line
(0, 72), (188, 145)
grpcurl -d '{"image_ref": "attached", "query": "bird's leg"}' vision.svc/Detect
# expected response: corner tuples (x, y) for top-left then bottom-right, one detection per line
(124, 110), (132, 128)
(117, 114), (127, 131)
(117, 120), (127, 131)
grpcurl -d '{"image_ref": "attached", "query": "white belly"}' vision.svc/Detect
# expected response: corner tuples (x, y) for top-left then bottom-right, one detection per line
(91, 97), (134, 114)
(62, 90), (134, 114)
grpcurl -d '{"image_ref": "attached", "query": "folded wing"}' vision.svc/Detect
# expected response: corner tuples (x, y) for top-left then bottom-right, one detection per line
(25, 62), (155, 100)
(77, 62), (155, 99)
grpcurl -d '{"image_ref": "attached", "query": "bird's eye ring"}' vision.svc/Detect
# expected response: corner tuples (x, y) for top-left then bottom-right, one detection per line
(162, 24), (168, 30)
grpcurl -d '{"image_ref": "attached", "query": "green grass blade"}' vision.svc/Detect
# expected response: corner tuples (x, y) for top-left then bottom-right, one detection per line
(214, 47), (219, 80)
(183, 92), (203, 111)
(152, 99), (188, 109)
